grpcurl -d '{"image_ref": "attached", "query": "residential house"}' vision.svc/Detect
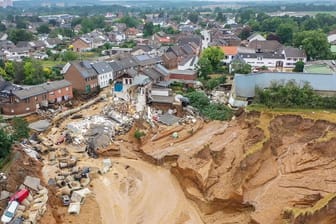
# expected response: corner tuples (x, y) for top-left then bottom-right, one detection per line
(247, 33), (266, 42)
(0, 80), (72, 115)
(282, 47), (307, 68)
(169, 69), (197, 81)
(229, 72), (336, 107)
(44, 38), (62, 49)
(91, 61), (114, 88)
(71, 38), (91, 52)
(178, 55), (198, 70)
(63, 61), (98, 93)
(112, 69), (137, 100)
(153, 32), (172, 44)
(162, 52), (178, 69)
(4, 47), (30, 61)
(125, 28), (140, 39)
(132, 54), (162, 71)
(72, 31), (107, 52)
(142, 64), (170, 82)
(247, 40), (283, 53)
(221, 46), (238, 64)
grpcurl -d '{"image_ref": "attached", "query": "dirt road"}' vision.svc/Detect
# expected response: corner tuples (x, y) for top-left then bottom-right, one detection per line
(92, 158), (203, 224)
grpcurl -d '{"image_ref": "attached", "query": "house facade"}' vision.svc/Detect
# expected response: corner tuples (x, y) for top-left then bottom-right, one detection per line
(63, 61), (98, 93)
(0, 80), (72, 115)
(91, 61), (114, 88)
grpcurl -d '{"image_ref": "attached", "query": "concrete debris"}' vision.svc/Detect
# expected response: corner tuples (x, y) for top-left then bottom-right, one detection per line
(158, 113), (180, 126)
(28, 120), (51, 132)
(23, 176), (41, 192)
(20, 144), (41, 161)
(0, 191), (11, 201)
(68, 202), (81, 215)
(70, 188), (91, 204)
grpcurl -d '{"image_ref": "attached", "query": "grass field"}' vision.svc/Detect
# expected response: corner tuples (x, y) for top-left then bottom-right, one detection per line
(304, 64), (334, 74)
(247, 104), (336, 123)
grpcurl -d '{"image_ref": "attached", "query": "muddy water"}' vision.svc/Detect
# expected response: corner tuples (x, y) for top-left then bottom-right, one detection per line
(92, 158), (203, 224)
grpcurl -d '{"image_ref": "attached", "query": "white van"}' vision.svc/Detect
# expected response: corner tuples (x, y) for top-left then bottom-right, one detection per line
(1, 200), (19, 223)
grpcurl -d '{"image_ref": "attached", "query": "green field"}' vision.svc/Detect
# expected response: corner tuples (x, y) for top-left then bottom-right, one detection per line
(304, 64), (334, 74)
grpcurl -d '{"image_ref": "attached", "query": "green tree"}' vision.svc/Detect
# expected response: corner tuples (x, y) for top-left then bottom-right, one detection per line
(0, 67), (11, 81)
(117, 16), (140, 28)
(276, 23), (295, 44)
(197, 57), (213, 79)
(23, 60), (45, 85)
(216, 12), (226, 22)
(143, 22), (154, 37)
(7, 29), (34, 44)
(239, 26), (252, 40)
(200, 46), (224, 72)
(11, 117), (29, 141)
(231, 62), (251, 74)
(36, 24), (51, 34)
(61, 51), (78, 61)
(293, 61), (304, 72)
(293, 30), (331, 60)
(188, 12), (199, 24)
(0, 128), (12, 159)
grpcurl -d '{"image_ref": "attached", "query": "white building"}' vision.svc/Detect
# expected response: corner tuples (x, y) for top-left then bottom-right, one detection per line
(178, 55), (199, 70)
(91, 62), (114, 88)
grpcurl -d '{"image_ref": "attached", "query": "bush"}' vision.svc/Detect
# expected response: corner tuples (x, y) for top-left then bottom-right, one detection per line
(134, 129), (146, 139)
(254, 81), (336, 109)
(186, 91), (232, 121)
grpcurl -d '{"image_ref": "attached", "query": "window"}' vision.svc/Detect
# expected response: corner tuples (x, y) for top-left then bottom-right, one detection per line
(287, 58), (292, 60)
(35, 96), (37, 101)
(66, 87), (69, 91)
(58, 89), (61, 93)
(43, 94), (47, 100)
(25, 98), (30, 103)
(49, 91), (54, 95)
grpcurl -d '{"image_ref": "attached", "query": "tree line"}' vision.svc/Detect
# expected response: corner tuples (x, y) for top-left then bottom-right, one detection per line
(0, 59), (63, 85)
(254, 81), (336, 109)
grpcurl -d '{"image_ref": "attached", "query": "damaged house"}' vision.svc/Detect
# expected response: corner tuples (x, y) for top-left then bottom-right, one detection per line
(0, 80), (72, 115)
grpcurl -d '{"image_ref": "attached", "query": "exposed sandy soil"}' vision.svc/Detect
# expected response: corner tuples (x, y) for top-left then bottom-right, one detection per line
(23, 92), (336, 224)
(91, 158), (203, 224)
(140, 112), (336, 224)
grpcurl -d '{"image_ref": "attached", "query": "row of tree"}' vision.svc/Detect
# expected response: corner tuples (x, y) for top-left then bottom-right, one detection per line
(254, 81), (336, 109)
(0, 59), (63, 85)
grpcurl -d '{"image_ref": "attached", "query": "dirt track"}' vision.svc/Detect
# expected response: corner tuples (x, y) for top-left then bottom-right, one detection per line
(92, 158), (203, 224)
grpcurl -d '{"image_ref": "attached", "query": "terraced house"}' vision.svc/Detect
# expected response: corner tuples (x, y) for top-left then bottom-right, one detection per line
(0, 80), (72, 115)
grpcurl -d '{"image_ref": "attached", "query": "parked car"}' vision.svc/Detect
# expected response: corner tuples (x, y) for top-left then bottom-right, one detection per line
(61, 195), (70, 206)
(1, 200), (19, 223)
(9, 189), (29, 204)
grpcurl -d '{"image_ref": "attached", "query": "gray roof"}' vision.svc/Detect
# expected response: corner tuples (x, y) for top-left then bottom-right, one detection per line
(283, 47), (306, 58)
(154, 64), (170, 77)
(158, 113), (180, 126)
(170, 69), (196, 75)
(72, 61), (98, 79)
(248, 40), (282, 53)
(13, 80), (71, 100)
(91, 61), (113, 74)
(133, 74), (151, 86)
(133, 55), (161, 66)
(109, 61), (123, 72)
(234, 72), (336, 98)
